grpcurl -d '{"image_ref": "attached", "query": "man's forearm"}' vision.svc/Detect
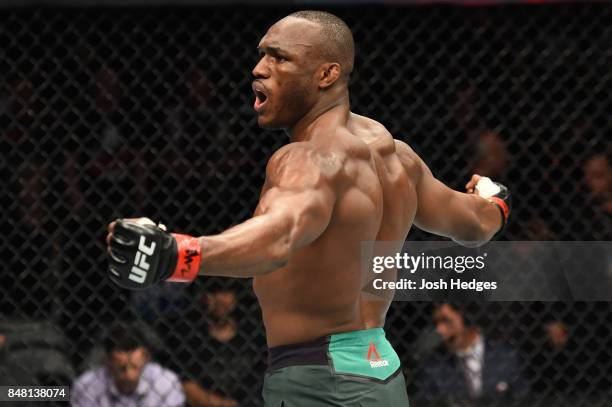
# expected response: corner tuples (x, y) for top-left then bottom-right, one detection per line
(197, 213), (292, 278)
(452, 193), (503, 247)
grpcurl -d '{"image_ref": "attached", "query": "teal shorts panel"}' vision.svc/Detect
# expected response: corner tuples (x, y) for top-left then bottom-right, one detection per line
(328, 328), (401, 381)
(263, 329), (409, 406)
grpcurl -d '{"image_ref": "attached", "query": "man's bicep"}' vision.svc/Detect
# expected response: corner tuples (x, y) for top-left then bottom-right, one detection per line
(260, 185), (334, 248)
(394, 140), (456, 236)
(413, 158), (466, 238)
(255, 146), (336, 250)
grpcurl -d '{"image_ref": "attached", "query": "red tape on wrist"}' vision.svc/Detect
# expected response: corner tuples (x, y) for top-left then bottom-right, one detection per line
(168, 234), (201, 283)
(488, 197), (510, 224)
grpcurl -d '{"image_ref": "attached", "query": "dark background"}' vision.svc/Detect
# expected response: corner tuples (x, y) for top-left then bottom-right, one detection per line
(1, 2), (611, 406)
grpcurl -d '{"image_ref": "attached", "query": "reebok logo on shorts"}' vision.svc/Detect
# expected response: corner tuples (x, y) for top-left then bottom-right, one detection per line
(366, 342), (389, 368)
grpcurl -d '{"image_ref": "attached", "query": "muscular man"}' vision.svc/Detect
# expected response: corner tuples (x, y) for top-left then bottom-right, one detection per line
(106, 11), (510, 406)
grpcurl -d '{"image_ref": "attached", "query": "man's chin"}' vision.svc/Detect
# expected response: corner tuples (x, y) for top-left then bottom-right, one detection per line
(257, 116), (284, 130)
(118, 384), (138, 395)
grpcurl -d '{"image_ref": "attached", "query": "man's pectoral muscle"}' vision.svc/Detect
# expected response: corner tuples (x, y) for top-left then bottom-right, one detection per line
(197, 144), (337, 278)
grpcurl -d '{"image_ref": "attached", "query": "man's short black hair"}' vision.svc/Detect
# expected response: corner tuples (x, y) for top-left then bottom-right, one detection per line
(433, 302), (478, 327)
(288, 10), (355, 81)
(103, 322), (147, 355)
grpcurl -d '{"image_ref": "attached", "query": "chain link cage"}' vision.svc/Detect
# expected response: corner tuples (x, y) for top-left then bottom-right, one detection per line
(1, 2), (611, 406)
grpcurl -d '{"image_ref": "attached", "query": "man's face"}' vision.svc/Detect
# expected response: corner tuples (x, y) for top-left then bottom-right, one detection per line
(108, 347), (148, 395)
(433, 304), (469, 352)
(252, 17), (322, 129)
(545, 321), (568, 351)
(584, 156), (611, 198)
(206, 290), (237, 320)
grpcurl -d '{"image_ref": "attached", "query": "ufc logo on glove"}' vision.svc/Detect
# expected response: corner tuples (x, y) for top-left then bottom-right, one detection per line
(107, 218), (201, 290)
(129, 236), (157, 284)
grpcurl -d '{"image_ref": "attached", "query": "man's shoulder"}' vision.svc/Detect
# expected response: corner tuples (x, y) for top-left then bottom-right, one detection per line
(348, 113), (418, 161)
(392, 138), (418, 160)
(142, 361), (181, 385)
(269, 142), (316, 163)
(73, 366), (106, 391)
(484, 339), (519, 360)
(351, 113), (391, 135)
(266, 142), (343, 184)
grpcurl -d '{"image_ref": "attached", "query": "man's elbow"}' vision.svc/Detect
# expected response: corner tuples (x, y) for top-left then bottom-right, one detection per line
(267, 241), (290, 271)
(263, 217), (313, 273)
(453, 218), (493, 248)
(456, 238), (489, 248)
(258, 227), (292, 275)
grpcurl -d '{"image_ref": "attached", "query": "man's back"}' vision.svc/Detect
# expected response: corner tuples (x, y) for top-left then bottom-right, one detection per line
(253, 113), (417, 346)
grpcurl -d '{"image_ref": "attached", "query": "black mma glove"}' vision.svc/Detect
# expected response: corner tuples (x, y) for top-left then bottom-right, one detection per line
(107, 219), (201, 290)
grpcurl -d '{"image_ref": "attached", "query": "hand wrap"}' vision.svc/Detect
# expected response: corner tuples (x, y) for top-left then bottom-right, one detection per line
(475, 177), (511, 236)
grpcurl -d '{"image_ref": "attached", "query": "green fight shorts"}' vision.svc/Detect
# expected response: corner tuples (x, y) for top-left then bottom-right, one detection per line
(263, 328), (410, 407)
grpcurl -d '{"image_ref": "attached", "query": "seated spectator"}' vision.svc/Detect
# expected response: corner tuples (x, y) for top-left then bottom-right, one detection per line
(181, 288), (248, 406)
(130, 284), (240, 406)
(412, 303), (525, 405)
(72, 323), (185, 407)
(471, 130), (508, 179)
(545, 321), (569, 353)
(583, 153), (612, 214)
(530, 318), (609, 401)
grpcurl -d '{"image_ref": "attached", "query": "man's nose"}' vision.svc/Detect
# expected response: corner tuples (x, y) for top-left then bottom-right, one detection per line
(125, 372), (138, 384)
(252, 57), (269, 79)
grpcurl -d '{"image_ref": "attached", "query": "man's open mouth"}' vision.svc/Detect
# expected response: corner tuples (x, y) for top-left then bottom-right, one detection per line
(252, 83), (268, 112)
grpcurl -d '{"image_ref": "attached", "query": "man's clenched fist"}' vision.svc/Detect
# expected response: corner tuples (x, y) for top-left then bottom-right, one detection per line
(106, 218), (201, 290)
(465, 174), (511, 235)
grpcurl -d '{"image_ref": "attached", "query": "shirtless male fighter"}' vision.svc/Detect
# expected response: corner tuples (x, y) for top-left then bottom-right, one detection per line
(106, 11), (510, 406)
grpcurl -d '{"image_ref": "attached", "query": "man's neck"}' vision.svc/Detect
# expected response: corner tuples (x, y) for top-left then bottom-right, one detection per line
(288, 88), (350, 143)
(457, 329), (481, 354)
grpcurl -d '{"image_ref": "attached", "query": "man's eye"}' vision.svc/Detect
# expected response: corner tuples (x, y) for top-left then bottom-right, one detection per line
(276, 56), (287, 63)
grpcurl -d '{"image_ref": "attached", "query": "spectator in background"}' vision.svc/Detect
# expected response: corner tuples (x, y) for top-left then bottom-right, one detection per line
(72, 323), (185, 407)
(527, 319), (585, 404)
(203, 289), (238, 345)
(583, 153), (612, 215)
(130, 284), (240, 407)
(578, 153), (612, 240)
(544, 321), (569, 353)
(471, 130), (509, 179)
(412, 303), (525, 405)
(181, 288), (248, 407)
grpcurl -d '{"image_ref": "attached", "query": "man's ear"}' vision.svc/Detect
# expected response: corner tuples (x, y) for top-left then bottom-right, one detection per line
(138, 346), (151, 363)
(318, 63), (341, 89)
